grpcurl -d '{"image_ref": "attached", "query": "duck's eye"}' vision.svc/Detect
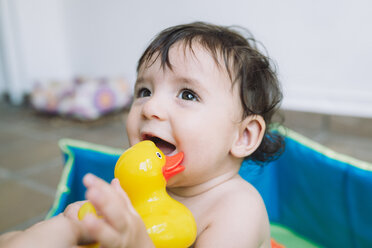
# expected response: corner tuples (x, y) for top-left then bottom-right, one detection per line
(156, 152), (162, 159)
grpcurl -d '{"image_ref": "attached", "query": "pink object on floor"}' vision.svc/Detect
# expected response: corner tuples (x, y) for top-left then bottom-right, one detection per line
(31, 77), (132, 120)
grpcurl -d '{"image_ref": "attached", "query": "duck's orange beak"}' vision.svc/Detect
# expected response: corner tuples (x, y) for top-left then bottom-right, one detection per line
(162, 152), (184, 181)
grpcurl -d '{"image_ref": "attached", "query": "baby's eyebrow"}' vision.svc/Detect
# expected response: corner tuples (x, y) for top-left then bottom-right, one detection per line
(135, 75), (207, 94)
(176, 76), (208, 93)
(135, 77), (145, 85)
(134, 77), (150, 90)
(176, 76), (201, 87)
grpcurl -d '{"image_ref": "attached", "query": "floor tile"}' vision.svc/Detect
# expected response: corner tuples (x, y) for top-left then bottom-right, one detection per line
(0, 139), (61, 172)
(280, 110), (327, 130)
(24, 159), (64, 190)
(329, 115), (372, 138)
(0, 179), (54, 233)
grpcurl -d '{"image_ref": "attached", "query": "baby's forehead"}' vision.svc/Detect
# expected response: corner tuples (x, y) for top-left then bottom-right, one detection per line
(170, 42), (220, 65)
(136, 42), (239, 99)
(140, 40), (231, 78)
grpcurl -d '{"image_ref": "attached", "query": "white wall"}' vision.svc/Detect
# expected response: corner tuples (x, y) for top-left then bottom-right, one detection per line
(0, 39), (6, 95)
(18, 0), (72, 81)
(272, 1), (372, 117)
(1, 0), (372, 117)
(0, 0), (72, 104)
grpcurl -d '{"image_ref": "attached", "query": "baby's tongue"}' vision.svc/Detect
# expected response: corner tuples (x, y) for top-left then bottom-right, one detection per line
(154, 139), (176, 155)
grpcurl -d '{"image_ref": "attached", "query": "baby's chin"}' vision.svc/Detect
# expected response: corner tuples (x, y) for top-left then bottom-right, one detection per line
(165, 175), (187, 188)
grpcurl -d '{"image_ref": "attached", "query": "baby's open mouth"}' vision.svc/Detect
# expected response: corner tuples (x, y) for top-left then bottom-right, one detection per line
(142, 135), (176, 155)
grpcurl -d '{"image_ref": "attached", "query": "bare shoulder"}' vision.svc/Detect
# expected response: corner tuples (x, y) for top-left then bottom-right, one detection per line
(195, 175), (271, 248)
(214, 175), (270, 233)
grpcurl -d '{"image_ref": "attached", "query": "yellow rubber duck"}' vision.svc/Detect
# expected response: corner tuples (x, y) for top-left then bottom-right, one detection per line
(78, 201), (101, 248)
(114, 140), (197, 248)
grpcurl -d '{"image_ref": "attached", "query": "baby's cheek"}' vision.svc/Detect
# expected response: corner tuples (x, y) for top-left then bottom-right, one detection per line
(185, 137), (217, 164)
(126, 114), (138, 143)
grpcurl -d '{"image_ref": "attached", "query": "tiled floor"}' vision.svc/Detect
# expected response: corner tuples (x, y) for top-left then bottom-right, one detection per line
(0, 100), (371, 234)
(0, 102), (130, 233)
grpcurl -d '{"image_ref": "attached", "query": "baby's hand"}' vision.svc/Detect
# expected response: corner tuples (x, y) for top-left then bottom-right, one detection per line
(80, 174), (154, 248)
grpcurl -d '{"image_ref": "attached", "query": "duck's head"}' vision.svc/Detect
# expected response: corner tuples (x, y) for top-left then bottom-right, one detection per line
(114, 140), (184, 195)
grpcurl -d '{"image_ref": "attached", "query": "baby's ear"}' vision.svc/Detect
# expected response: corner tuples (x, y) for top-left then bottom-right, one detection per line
(230, 115), (266, 158)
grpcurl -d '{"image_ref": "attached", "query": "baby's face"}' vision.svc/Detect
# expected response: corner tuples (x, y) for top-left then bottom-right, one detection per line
(126, 42), (243, 188)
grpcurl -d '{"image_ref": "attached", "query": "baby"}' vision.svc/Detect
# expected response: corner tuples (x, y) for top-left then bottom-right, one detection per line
(0, 22), (283, 248)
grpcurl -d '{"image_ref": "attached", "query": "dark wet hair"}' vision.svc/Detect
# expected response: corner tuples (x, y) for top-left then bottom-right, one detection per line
(137, 22), (284, 163)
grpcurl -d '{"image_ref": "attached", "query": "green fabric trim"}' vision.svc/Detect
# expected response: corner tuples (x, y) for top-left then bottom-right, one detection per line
(58, 138), (124, 156)
(274, 125), (372, 172)
(45, 139), (124, 219)
(271, 223), (322, 248)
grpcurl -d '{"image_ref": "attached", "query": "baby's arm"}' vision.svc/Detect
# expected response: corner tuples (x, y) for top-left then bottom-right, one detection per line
(79, 174), (154, 248)
(194, 187), (271, 248)
(0, 212), (86, 248)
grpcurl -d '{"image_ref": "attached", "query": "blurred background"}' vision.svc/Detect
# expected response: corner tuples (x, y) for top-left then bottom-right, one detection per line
(0, 0), (371, 234)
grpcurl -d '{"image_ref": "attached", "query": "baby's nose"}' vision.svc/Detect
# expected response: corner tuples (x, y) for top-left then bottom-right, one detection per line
(142, 96), (167, 121)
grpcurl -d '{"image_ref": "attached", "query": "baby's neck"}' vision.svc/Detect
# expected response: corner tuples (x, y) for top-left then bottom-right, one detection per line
(167, 170), (240, 198)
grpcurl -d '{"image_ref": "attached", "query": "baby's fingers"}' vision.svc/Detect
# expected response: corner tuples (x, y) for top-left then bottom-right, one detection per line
(83, 174), (133, 232)
(111, 178), (137, 216)
(83, 175), (154, 248)
(82, 214), (124, 248)
(64, 200), (87, 220)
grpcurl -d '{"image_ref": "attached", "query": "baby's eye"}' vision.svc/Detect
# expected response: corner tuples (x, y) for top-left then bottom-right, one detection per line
(136, 88), (152, 98)
(178, 89), (199, 101)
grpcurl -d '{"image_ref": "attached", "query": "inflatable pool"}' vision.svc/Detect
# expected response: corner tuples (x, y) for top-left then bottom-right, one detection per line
(47, 127), (372, 247)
